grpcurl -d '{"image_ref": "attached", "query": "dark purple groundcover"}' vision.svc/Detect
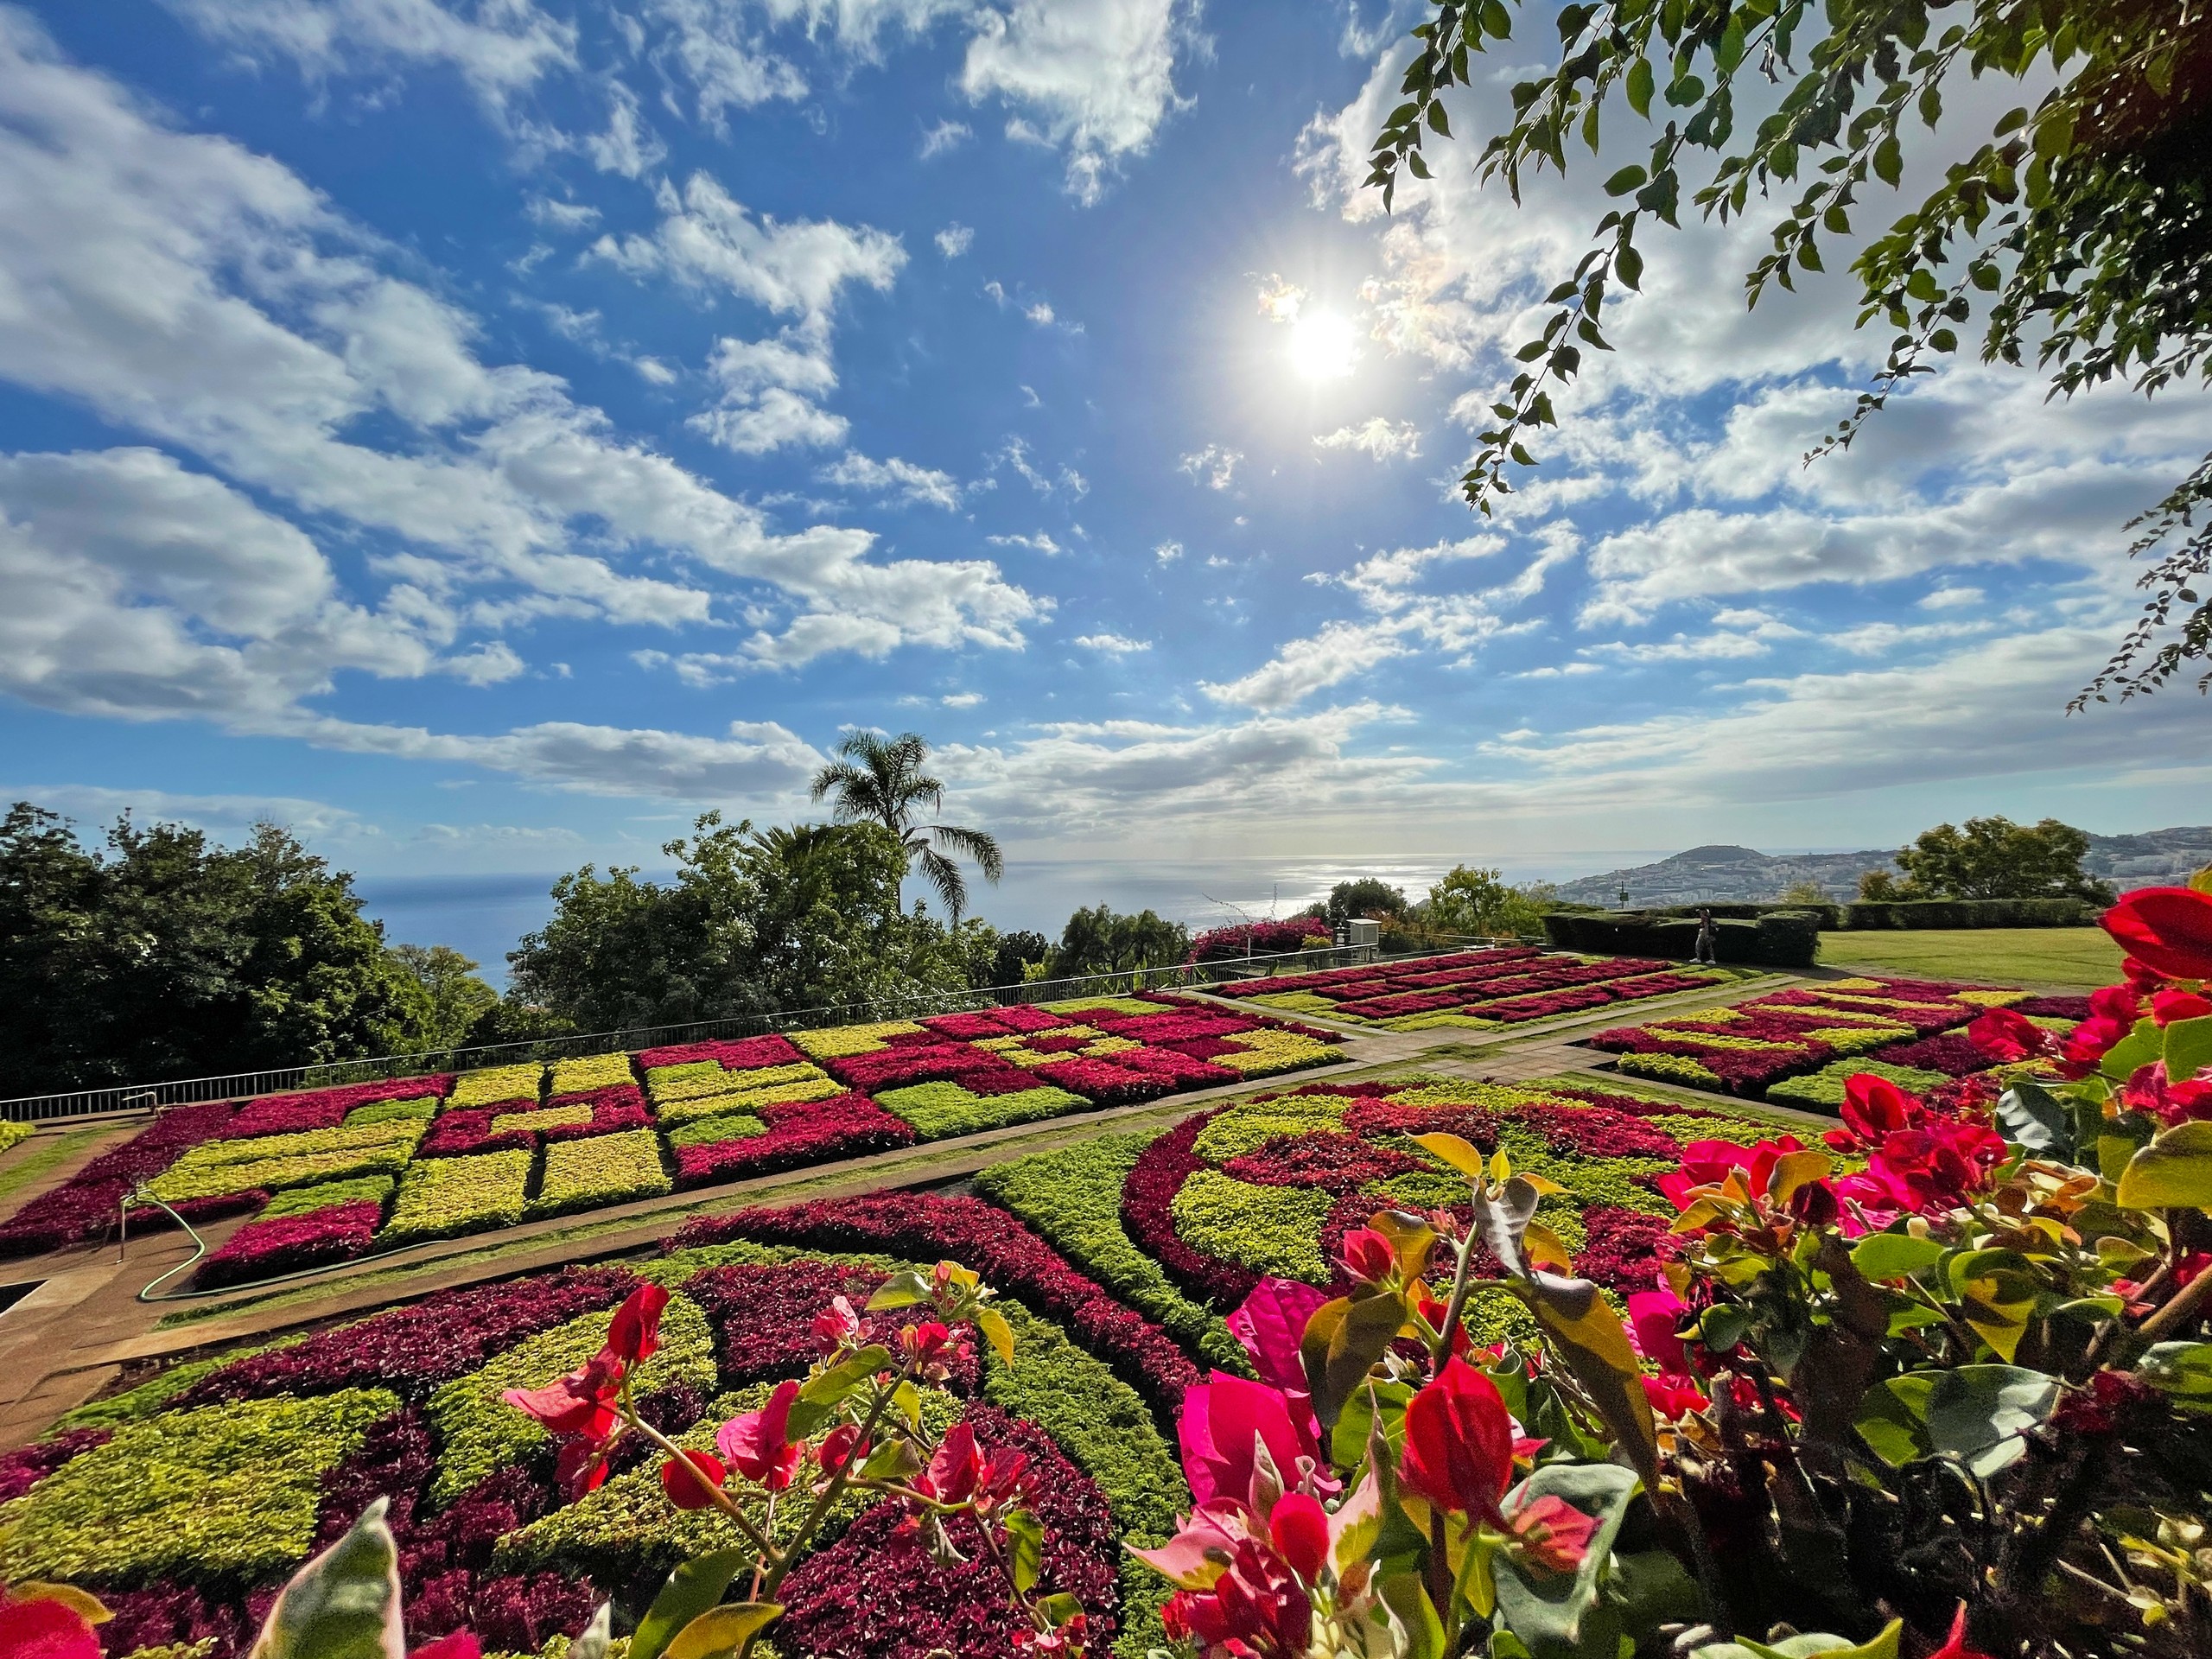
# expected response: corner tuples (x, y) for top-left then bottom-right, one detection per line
(193, 1201), (384, 1290)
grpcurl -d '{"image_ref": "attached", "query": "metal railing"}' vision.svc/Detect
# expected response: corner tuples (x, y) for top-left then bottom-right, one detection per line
(0, 938), (1511, 1125)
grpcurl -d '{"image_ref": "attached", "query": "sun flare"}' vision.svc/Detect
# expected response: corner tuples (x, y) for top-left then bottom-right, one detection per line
(1285, 308), (1357, 382)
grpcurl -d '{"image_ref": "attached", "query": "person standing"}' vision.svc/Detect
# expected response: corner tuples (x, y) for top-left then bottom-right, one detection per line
(1694, 906), (1719, 965)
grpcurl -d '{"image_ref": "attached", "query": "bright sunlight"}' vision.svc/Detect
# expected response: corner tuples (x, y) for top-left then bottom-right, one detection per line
(1285, 307), (1357, 381)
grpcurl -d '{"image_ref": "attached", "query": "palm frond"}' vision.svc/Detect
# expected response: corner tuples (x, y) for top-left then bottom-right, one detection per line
(926, 823), (1003, 882)
(918, 846), (969, 918)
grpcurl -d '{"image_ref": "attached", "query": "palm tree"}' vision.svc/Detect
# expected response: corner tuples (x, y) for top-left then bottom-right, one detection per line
(810, 731), (1003, 918)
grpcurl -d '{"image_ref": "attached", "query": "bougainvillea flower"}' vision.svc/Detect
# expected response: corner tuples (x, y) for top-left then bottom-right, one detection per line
(1413, 1292), (1474, 1361)
(1267, 1491), (1331, 1585)
(0, 1589), (104, 1659)
(411, 1633), (482, 1659)
(1857, 1120), (2006, 1215)
(500, 1363), (619, 1439)
(1398, 1357), (1515, 1522)
(658, 1449), (728, 1510)
(1014, 1612), (1090, 1655)
(1162, 1536), (1314, 1657)
(2120, 1062), (2212, 1126)
(810, 1294), (861, 1356)
(1642, 1374), (1711, 1419)
(915, 1421), (986, 1504)
(900, 1320), (962, 1381)
(603, 1281), (670, 1370)
(817, 1422), (868, 1476)
(1337, 1227), (1396, 1285)
(1928, 1602), (1998, 1659)
(1179, 1371), (1327, 1510)
(556, 1433), (617, 1499)
(1654, 1136), (1809, 1211)
(718, 1378), (804, 1491)
(1841, 1074), (1923, 1141)
(1130, 1500), (1251, 1589)
(1625, 1287), (1694, 1375)
(1505, 1492), (1599, 1574)
(2102, 887), (2212, 982)
(2152, 988), (2212, 1027)
(1228, 1279), (1329, 1414)
(1967, 1007), (2055, 1064)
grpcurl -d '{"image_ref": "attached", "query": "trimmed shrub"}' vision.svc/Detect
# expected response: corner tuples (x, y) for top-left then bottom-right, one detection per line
(382, 1147), (535, 1244)
(526, 1128), (671, 1218)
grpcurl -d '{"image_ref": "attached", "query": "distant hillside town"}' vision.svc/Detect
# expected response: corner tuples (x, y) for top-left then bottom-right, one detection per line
(1552, 827), (2212, 906)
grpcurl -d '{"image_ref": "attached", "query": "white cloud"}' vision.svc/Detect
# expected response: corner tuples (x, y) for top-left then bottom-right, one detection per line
(308, 714), (826, 798)
(1198, 619), (1408, 711)
(958, 0), (1202, 204)
(1314, 416), (1421, 461)
(645, 0), (807, 129)
(935, 221), (975, 257)
(5, 782), (371, 842)
(160, 0), (577, 111)
(997, 437), (1088, 497)
(987, 531), (1063, 554)
(586, 79), (665, 178)
(526, 195), (601, 231)
(1154, 539), (1182, 563)
(592, 173), (906, 327)
(920, 118), (973, 157)
(1179, 444), (1240, 489)
(941, 690), (985, 707)
(1075, 632), (1150, 654)
(1025, 300), (1056, 325)
(821, 451), (963, 510)
(1255, 273), (1306, 322)
(0, 16), (1041, 769)
(1921, 585), (1984, 610)
(632, 355), (678, 385)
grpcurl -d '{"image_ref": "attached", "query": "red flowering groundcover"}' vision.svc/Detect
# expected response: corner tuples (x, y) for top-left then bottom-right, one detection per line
(6, 1185), (1196, 1659)
(1207, 944), (1730, 1030)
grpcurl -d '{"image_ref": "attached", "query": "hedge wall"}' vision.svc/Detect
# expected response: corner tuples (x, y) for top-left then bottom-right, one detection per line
(1540, 908), (1821, 968)
(1836, 896), (2099, 929)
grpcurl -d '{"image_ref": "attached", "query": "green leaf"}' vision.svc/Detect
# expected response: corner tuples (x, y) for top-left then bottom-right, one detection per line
(247, 1497), (403, 1659)
(2163, 1015), (2212, 1084)
(1602, 165), (1647, 197)
(664, 1603), (784, 1659)
(1492, 1462), (1640, 1656)
(1300, 1289), (1408, 1430)
(866, 1270), (931, 1311)
(1517, 1274), (1659, 1486)
(1376, 1571), (1448, 1659)
(1996, 1078), (2072, 1157)
(1693, 1624), (1901, 1659)
(2138, 1342), (2212, 1404)
(1849, 1232), (1947, 1282)
(1625, 57), (1654, 118)
(1858, 1365), (2057, 1477)
(1872, 135), (1902, 186)
(1332, 1376), (1413, 1471)
(1003, 1508), (1045, 1593)
(788, 1345), (893, 1438)
(2101, 1016), (2164, 1083)
(2117, 1120), (2212, 1211)
(631, 1549), (752, 1659)
(1616, 245), (1644, 289)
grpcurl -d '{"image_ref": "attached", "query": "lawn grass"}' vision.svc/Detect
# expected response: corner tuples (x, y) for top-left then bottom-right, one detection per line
(1815, 926), (2121, 988)
(0, 1128), (110, 1207)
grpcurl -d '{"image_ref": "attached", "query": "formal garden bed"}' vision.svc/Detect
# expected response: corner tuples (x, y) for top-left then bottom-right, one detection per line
(1205, 944), (1736, 1029)
(0, 995), (1344, 1285)
(1581, 972), (2093, 1106)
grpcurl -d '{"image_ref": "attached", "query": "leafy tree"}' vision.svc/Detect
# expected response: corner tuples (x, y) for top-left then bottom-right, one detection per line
(1776, 879), (1831, 905)
(1893, 815), (2113, 900)
(506, 814), (979, 1032)
(1048, 905), (1191, 980)
(1857, 868), (1906, 900)
(386, 944), (500, 1052)
(0, 804), (435, 1093)
(1367, 1), (2212, 700)
(810, 731), (1003, 918)
(988, 929), (1052, 987)
(1325, 877), (1410, 925)
(1422, 865), (1547, 938)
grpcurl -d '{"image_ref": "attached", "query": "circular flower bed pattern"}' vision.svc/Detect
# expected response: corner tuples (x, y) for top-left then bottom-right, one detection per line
(0, 1192), (1202, 1659)
(1210, 944), (1732, 1030)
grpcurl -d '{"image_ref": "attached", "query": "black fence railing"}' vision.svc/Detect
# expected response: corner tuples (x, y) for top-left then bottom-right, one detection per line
(0, 939), (1507, 1125)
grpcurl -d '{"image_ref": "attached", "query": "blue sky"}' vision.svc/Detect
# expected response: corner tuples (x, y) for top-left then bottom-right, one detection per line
(0, 0), (2204, 938)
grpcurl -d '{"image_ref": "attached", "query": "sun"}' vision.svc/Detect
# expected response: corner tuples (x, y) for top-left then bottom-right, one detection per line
(1285, 308), (1357, 382)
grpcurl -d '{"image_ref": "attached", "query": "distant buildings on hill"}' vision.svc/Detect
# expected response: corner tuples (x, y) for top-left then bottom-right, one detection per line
(1551, 827), (2212, 906)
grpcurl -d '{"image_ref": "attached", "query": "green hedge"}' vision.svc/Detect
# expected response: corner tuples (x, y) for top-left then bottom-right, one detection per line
(972, 1135), (1249, 1374)
(1838, 896), (2099, 929)
(1541, 908), (1822, 967)
(874, 1080), (1088, 1138)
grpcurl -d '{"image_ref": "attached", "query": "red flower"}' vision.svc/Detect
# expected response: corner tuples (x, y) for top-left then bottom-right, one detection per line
(411, 1634), (482, 1659)
(1928, 1602), (1997, 1659)
(556, 1434), (618, 1499)
(1178, 1372), (1328, 1510)
(1506, 1492), (1599, 1574)
(659, 1449), (728, 1510)
(901, 1320), (963, 1382)
(718, 1379), (804, 1491)
(1641, 1374), (1710, 1419)
(1859, 1120), (2005, 1215)
(1966, 1007), (2053, 1065)
(916, 1421), (985, 1504)
(1162, 1537), (1314, 1658)
(1227, 1279), (1328, 1431)
(1338, 1227), (1396, 1285)
(2120, 1062), (2212, 1125)
(1625, 1288), (1694, 1375)
(1267, 1491), (1330, 1584)
(501, 1362), (620, 1439)
(811, 1294), (861, 1356)
(606, 1281), (670, 1368)
(1398, 1357), (1515, 1522)
(1655, 1136), (1809, 1211)
(2103, 887), (2212, 982)
(817, 1422), (868, 1476)
(2154, 988), (2212, 1027)
(0, 1589), (103, 1659)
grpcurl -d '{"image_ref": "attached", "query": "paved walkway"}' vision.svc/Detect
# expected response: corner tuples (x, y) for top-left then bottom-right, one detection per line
(0, 969), (1810, 1447)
